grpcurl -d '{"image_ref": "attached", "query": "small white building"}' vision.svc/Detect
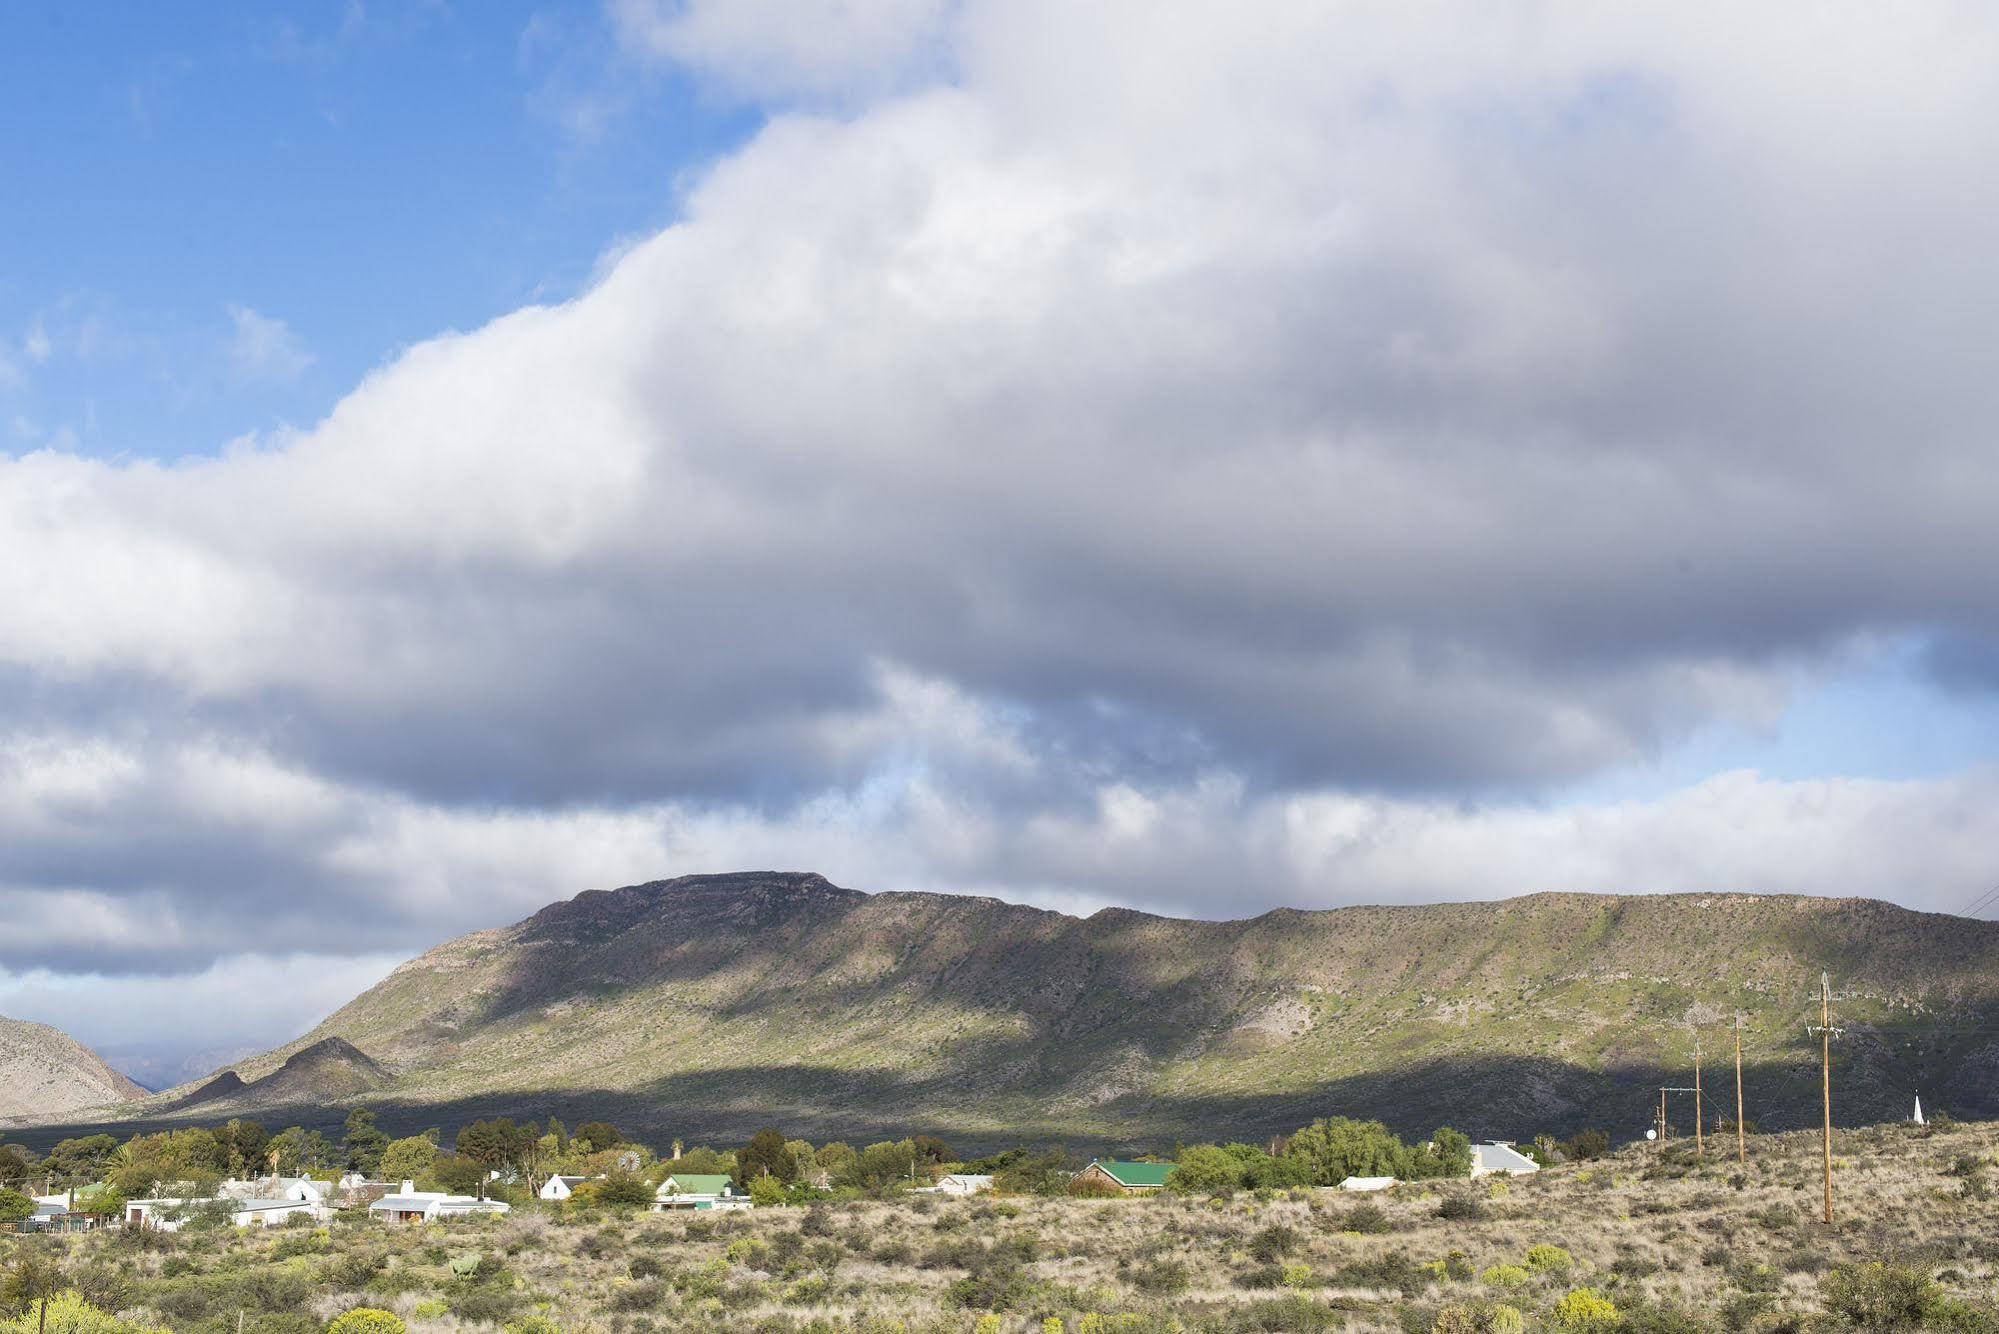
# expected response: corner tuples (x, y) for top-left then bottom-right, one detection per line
(369, 1181), (512, 1223)
(124, 1197), (325, 1231)
(1469, 1143), (1540, 1178)
(653, 1174), (749, 1210)
(221, 1176), (334, 1206)
(1338, 1176), (1397, 1192)
(538, 1174), (600, 1201)
(918, 1174), (994, 1196)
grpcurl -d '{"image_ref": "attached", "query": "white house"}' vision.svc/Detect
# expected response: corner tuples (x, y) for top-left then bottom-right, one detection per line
(1338, 1176), (1397, 1192)
(220, 1176), (333, 1207)
(653, 1174), (748, 1210)
(1469, 1143), (1540, 1178)
(368, 1181), (511, 1223)
(919, 1174), (994, 1196)
(124, 1197), (325, 1231)
(538, 1174), (600, 1201)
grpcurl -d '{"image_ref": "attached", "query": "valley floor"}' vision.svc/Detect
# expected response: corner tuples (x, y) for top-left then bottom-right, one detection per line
(6, 1120), (1998, 1332)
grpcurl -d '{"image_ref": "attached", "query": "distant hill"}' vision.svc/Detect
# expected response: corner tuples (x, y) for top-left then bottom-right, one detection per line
(0, 1015), (146, 1123)
(163, 1038), (387, 1116)
(107, 874), (1999, 1148)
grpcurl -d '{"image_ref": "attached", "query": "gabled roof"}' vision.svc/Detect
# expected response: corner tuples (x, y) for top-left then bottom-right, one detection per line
(1472, 1142), (1539, 1172)
(1085, 1159), (1174, 1188)
(658, 1174), (734, 1194)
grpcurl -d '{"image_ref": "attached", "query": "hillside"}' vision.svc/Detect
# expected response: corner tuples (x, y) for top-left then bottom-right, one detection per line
(113, 874), (1999, 1147)
(0, 1015), (146, 1123)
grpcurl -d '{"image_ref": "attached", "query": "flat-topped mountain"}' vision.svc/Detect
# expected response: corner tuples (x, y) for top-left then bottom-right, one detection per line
(0, 1015), (145, 1124)
(114, 874), (1999, 1146)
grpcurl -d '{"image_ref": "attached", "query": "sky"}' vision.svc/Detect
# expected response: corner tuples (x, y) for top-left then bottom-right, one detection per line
(5, 0), (1999, 1086)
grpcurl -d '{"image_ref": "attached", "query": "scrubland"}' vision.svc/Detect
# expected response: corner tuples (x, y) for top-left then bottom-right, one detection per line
(6, 1119), (1998, 1332)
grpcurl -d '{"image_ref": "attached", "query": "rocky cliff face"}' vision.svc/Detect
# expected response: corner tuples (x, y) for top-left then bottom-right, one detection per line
(111, 874), (1999, 1145)
(0, 1015), (145, 1123)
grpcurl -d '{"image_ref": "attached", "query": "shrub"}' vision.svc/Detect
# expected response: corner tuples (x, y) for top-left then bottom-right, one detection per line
(1251, 1225), (1300, 1262)
(1818, 1262), (1962, 1329)
(1524, 1244), (1574, 1273)
(0, 1292), (170, 1334)
(1480, 1265), (1530, 1290)
(1551, 1288), (1619, 1332)
(1434, 1305), (1525, 1334)
(326, 1311), (406, 1334)
(749, 1175), (787, 1207)
(1436, 1193), (1487, 1221)
(1341, 1202), (1393, 1234)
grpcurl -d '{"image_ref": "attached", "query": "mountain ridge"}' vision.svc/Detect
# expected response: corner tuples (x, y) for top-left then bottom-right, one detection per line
(89, 875), (1999, 1145)
(0, 1015), (147, 1124)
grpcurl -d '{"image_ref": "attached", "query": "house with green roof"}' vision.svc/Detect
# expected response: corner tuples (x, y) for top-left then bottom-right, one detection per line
(653, 1173), (748, 1210)
(1071, 1159), (1175, 1194)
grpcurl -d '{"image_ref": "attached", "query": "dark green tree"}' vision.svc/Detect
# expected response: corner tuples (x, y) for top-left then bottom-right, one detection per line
(428, 1154), (487, 1196)
(220, 1119), (272, 1176)
(0, 1189), (32, 1222)
(342, 1108), (391, 1176)
(597, 1170), (654, 1208)
(737, 1128), (797, 1185)
(456, 1118), (532, 1173)
(571, 1121), (624, 1155)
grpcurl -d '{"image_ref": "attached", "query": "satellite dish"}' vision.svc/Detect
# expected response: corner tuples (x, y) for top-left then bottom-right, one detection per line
(1645, 1130), (1657, 1141)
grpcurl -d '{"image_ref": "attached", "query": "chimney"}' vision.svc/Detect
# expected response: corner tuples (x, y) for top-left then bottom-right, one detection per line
(402, 1180), (415, 1195)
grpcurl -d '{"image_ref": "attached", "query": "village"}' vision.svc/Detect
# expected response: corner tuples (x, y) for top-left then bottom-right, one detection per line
(1, 1108), (1551, 1238)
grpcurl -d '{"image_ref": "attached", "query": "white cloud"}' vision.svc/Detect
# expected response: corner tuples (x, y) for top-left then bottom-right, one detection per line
(226, 303), (314, 381)
(6, 1), (1999, 1056)
(609, 0), (956, 101)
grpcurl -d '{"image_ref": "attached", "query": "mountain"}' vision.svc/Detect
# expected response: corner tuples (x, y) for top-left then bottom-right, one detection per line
(113, 874), (1999, 1148)
(165, 1038), (387, 1115)
(0, 1015), (146, 1123)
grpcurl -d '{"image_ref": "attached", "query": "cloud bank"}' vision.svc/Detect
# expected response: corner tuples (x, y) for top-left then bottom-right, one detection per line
(7, 1), (1999, 1059)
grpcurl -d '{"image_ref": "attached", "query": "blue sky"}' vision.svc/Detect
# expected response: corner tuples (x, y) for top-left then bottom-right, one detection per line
(1, 2), (754, 460)
(6, 0), (1999, 1080)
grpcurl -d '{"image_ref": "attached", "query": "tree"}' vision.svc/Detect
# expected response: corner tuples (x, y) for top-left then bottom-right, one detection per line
(426, 1154), (486, 1196)
(1403, 1127), (1473, 1180)
(911, 1135), (951, 1166)
(268, 1126), (335, 1174)
(343, 1108), (391, 1176)
(1165, 1145), (1242, 1194)
(378, 1135), (438, 1186)
(748, 1174), (786, 1207)
(1562, 1128), (1609, 1162)
(571, 1121), (624, 1155)
(1282, 1117), (1406, 1185)
(219, 1120), (271, 1177)
(42, 1135), (118, 1185)
(0, 1190), (31, 1223)
(456, 1118), (532, 1176)
(737, 1129), (797, 1185)
(843, 1140), (921, 1194)
(596, 1170), (654, 1209)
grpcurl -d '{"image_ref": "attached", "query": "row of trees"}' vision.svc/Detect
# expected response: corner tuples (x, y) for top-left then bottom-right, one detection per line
(1166, 1119), (1474, 1193)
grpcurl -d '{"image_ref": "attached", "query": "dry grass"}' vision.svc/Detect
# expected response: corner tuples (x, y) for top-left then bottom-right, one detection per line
(9, 1119), (1999, 1331)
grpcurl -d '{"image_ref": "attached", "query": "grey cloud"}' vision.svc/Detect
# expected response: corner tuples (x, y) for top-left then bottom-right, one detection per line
(5, 2), (1999, 987)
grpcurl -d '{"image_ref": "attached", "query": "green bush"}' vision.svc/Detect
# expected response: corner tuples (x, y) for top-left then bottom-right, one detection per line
(0, 1292), (170, 1333)
(1816, 1262), (1980, 1330)
(1341, 1202), (1393, 1234)
(1524, 1244), (1573, 1273)
(1480, 1264), (1530, 1290)
(326, 1311), (406, 1334)
(1550, 1288), (1618, 1332)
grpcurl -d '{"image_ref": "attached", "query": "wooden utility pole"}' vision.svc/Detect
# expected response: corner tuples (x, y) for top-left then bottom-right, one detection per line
(1693, 1032), (1704, 1160)
(1807, 971), (1842, 1224)
(1734, 1016), (1747, 1165)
